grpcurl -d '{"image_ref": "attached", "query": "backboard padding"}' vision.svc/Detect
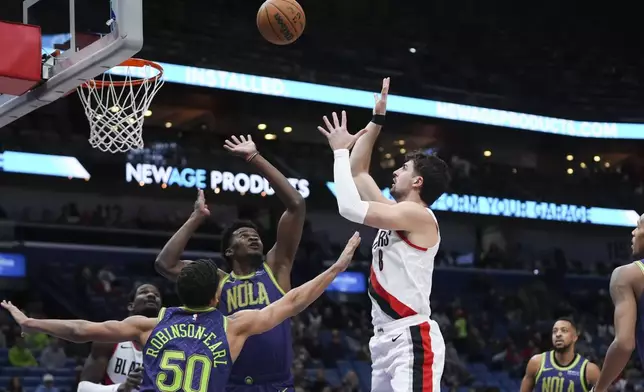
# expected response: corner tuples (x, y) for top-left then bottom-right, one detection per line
(0, 0), (143, 128)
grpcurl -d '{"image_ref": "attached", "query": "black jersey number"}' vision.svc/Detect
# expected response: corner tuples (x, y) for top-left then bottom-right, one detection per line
(378, 249), (384, 271)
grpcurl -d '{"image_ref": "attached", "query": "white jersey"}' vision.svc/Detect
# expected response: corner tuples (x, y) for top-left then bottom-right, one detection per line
(104, 341), (142, 385)
(368, 208), (440, 327)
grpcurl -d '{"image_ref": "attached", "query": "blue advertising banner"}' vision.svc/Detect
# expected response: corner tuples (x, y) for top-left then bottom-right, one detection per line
(0, 253), (26, 278)
(326, 182), (639, 227)
(40, 35), (644, 139)
(326, 272), (366, 293)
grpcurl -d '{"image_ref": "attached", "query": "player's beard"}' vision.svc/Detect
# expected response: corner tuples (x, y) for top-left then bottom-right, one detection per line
(633, 244), (644, 261)
(247, 252), (264, 269)
(234, 252), (264, 270)
(553, 342), (572, 354)
(136, 306), (161, 318)
(390, 187), (401, 201)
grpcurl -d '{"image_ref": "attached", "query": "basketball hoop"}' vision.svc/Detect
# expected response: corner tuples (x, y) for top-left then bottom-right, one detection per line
(77, 58), (164, 153)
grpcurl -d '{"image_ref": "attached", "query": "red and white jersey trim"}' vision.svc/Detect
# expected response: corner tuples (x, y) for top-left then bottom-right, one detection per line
(104, 341), (142, 385)
(368, 208), (440, 327)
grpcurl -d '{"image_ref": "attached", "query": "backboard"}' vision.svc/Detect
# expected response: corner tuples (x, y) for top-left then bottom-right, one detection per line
(0, 0), (143, 128)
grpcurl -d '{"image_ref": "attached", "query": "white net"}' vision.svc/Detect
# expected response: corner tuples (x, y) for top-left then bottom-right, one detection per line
(77, 60), (164, 153)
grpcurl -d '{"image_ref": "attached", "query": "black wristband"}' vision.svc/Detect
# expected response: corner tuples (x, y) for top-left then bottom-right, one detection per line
(371, 114), (386, 126)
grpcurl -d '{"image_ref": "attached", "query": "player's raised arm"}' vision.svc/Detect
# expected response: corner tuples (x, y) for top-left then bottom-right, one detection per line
(224, 135), (305, 290)
(155, 190), (222, 281)
(519, 354), (542, 392)
(594, 265), (638, 392)
(318, 111), (436, 232)
(227, 233), (360, 346)
(2, 301), (155, 344)
(350, 78), (395, 205)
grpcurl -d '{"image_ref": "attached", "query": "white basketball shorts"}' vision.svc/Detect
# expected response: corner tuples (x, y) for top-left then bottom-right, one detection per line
(370, 315), (445, 392)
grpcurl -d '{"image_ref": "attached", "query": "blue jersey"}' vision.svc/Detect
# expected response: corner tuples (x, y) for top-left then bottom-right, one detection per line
(534, 351), (590, 392)
(635, 260), (644, 363)
(218, 263), (293, 387)
(140, 306), (232, 392)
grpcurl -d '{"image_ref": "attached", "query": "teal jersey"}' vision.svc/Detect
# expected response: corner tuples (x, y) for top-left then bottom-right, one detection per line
(534, 351), (590, 392)
(140, 306), (232, 392)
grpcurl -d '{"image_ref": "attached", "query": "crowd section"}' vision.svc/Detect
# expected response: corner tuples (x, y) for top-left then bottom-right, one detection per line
(0, 263), (644, 392)
(0, 239), (641, 392)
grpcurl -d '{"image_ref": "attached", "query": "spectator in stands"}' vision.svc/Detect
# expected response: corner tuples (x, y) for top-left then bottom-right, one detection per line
(453, 308), (468, 353)
(8, 336), (38, 367)
(321, 330), (346, 367)
(292, 361), (308, 390)
(60, 203), (80, 224)
(303, 330), (323, 360)
(339, 370), (360, 392)
(520, 339), (539, 363)
(34, 374), (59, 392)
(97, 265), (117, 293)
(308, 307), (323, 332)
(39, 338), (67, 369)
(309, 369), (329, 392)
(5, 376), (25, 392)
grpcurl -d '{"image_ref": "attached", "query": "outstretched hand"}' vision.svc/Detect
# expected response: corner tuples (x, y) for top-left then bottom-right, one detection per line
(317, 111), (368, 151)
(373, 77), (390, 115)
(333, 232), (361, 271)
(1, 301), (30, 334)
(117, 366), (144, 392)
(224, 135), (258, 160)
(193, 189), (210, 217)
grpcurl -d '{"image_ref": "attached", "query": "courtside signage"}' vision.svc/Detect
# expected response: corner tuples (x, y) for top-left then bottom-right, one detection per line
(126, 162), (310, 198)
(326, 182), (639, 227)
(0, 151), (90, 179)
(39, 34), (644, 139)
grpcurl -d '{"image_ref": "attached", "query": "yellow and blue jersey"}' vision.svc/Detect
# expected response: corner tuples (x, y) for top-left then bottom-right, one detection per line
(218, 263), (293, 388)
(140, 306), (232, 392)
(534, 351), (590, 392)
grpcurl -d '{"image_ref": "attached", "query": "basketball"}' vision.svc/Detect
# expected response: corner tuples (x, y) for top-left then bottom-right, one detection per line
(256, 0), (306, 45)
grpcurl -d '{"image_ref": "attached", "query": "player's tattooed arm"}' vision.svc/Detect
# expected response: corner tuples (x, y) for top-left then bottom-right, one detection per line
(224, 135), (306, 290)
(594, 265), (637, 392)
(519, 354), (542, 392)
(350, 77), (395, 205)
(156, 190), (227, 281)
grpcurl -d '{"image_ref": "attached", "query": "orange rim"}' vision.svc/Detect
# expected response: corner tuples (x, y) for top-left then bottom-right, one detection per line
(82, 58), (164, 88)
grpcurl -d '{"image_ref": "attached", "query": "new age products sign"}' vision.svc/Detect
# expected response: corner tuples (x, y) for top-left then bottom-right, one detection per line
(126, 163), (310, 198)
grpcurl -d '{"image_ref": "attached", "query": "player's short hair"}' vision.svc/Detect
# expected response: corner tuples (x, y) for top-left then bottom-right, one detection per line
(176, 260), (220, 307)
(128, 283), (159, 303)
(555, 317), (578, 332)
(220, 220), (260, 262)
(405, 150), (451, 205)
